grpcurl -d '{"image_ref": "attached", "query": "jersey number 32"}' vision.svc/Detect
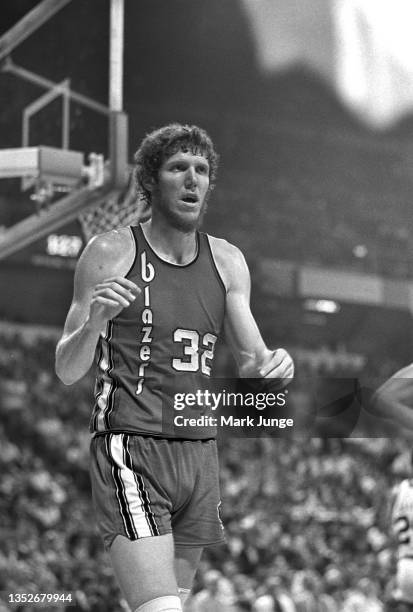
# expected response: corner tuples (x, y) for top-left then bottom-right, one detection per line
(172, 329), (217, 376)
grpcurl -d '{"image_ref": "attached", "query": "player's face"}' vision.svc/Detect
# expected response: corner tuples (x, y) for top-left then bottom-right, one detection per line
(152, 150), (210, 231)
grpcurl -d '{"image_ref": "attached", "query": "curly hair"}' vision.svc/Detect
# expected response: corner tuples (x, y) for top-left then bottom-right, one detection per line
(133, 123), (219, 204)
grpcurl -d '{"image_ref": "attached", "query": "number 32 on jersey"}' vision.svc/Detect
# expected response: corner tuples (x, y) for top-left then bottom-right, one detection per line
(172, 329), (217, 376)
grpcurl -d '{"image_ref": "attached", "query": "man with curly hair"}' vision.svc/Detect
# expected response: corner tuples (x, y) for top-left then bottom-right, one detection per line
(56, 123), (294, 612)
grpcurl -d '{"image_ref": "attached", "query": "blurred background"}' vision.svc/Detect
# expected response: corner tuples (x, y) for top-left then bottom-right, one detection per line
(1, 0), (413, 610)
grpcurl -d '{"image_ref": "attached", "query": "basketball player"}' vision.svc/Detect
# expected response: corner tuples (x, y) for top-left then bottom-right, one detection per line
(369, 365), (413, 434)
(387, 452), (413, 611)
(55, 124), (294, 612)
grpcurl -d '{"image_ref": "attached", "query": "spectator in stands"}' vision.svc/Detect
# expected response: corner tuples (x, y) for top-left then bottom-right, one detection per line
(188, 569), (236, 611)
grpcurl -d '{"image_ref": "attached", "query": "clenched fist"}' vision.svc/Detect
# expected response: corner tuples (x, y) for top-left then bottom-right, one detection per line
(89, 276), (140, 331)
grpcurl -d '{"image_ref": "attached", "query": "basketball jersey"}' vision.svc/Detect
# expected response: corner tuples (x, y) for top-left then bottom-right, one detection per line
(90, 224), (226, 439)
(391, 479), (413, 560)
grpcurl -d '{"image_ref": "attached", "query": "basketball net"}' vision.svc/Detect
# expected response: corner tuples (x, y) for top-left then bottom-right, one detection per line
(78, 171), (150, 242)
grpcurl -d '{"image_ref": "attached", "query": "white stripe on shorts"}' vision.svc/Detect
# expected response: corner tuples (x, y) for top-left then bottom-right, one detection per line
(110, 434), (154, 539)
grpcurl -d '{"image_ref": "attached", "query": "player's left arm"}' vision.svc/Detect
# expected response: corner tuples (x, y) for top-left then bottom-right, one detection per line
(210, 237), (294, 386)
(385, 484), (404, 564)
(369, 364), (413, 431)
(387, 486), (398, 529)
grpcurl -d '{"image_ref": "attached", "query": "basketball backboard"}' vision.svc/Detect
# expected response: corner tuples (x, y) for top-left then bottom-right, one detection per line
(0, 0), (129, 260)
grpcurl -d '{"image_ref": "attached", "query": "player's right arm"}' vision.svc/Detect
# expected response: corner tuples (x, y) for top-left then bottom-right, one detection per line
(370, 364), (413, 431)
(55, 231), (139, 385)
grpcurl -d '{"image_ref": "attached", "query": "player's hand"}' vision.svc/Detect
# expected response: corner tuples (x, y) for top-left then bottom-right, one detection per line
(88, 276), (140, 330)
(259, 348), (294, 385)
(239, 348), (294, 386)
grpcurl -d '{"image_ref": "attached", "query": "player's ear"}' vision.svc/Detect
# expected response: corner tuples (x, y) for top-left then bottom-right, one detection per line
(141, 175), (156, 193)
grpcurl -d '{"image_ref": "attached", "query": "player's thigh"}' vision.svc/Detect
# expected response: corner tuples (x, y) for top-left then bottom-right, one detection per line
(173, 440), (225, 549)
(174, 545), (203, 590)
(110, 533), (177, 610)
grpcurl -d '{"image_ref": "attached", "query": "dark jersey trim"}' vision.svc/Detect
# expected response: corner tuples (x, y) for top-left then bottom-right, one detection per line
(92, 339), (104, 431)
(136, 223), (200, 268)
(92, 430), (216, 442)
(104, 320), (116, 430)
(204, 233), (228, 297)
(124, 226), (139, 277)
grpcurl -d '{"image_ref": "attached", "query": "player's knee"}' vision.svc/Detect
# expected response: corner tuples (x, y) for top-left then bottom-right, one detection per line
(134, 595), (182, 611)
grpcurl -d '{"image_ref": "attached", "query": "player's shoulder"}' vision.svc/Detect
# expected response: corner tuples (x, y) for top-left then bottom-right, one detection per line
(392, 479), (411, 499)
(76, 227), (135, 282)
(207, 235), (248, 290)
(83, 227), (132, 258)
(400, 478), (413, 491)
(391, 363), (413, 378)
(207, 234), (242, 258)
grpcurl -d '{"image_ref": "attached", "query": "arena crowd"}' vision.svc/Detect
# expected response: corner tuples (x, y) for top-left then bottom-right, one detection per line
(0, 328), (409, 611)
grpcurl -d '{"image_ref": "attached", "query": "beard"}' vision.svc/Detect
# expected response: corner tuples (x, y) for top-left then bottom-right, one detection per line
(155, 195), (209, 232)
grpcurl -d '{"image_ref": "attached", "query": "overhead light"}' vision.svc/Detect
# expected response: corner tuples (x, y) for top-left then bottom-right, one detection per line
(46, 234), (83, 258)
(304, 299), (341, 314)
(353, 244), (368, 258)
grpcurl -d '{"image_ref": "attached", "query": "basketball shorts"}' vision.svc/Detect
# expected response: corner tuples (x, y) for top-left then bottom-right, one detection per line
(90, 433), (225, 550)
(394, 559), (413, 605)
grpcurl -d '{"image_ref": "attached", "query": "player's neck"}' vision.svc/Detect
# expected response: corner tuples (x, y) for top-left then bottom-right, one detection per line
(141, 219), (197, 265)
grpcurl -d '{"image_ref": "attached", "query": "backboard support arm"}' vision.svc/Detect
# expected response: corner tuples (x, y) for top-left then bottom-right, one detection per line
(0, 184), (118, 260)
(0, 0), (73, 62)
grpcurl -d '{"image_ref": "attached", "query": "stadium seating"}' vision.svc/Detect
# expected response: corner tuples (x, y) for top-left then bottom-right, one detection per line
(0, 328), (408, 610)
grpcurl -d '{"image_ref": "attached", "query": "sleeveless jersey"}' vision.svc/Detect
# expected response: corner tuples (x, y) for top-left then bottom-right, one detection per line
(90, 225), (226, 439)
(391, 479), (413, 560)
